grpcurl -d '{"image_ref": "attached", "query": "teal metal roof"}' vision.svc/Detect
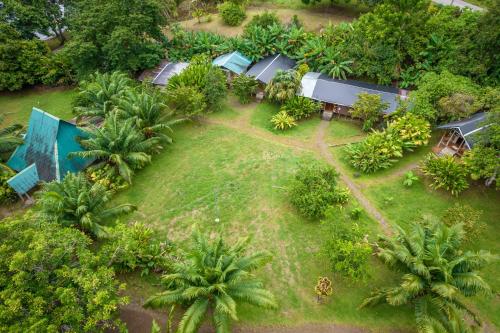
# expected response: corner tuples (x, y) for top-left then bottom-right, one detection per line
(6, 108), (92, 189)
(7, 164), (39, 195)
(213, 51), (252, 75)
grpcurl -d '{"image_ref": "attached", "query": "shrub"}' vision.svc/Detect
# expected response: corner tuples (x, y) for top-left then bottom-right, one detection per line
(99, 223), (173, 276)
(387, 113), (431, 150)
(218, 2), (246, 26)
(265, 69), (301, 103)
(0, 171), (17, 205)
(421, 154), (469, 196)
(271, 111), (297, 130)
(86, 164), (129, 192)
(345, 130), (403, 173)
(244, 11), (280, 33)
(315, 277), (333, 302)
(349, 206), (363, 220)
(166, 85), (206, 118)
(350, 92), (389, 131)
(280, 96), (321, 120)
(463, 146), (499, 189)
(402, 171), (419, 187)
(290, 163), (349, 219)
(441, 203), (485, 241)
(232, 74), (258, 104)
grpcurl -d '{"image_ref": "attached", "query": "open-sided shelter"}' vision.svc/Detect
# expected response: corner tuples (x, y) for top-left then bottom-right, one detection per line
(213, 51), (252, 81)
(6, 107), (93, 196)
(434, 112), (490, 157)
(138, 60), (189, 86)
(299, 72), (403, 120)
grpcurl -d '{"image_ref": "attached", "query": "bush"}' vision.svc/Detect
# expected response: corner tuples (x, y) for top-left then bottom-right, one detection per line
(218, 2), (246, 26)
(290, 163), (349, 219)
(441, 203), (485, 241)
(99, 223), (173, 276)
(402, 171), (419, 187)
(0, 171), (17, 205)
(349, 92), (389, 132)
(345, 131), (403, 173)
(321, 208), (372, 280)
(265, 69), (301, 103)
(86, 164), (129, 192)
(232, 74), (258, 104)
(280, 96), (321, 120)
(243, 11), (281, 32)
(271, 111), (297, 130)
(421, 154), (469, 196)
(166, 85), (207, 118)
(387, 113), (431, 150)
(463, 146), (499, 189)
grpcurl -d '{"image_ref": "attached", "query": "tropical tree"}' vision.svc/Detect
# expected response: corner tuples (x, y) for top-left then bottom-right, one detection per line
(72, 112), (162, 183)
(116, 88), (182, 142)
(421, 154), (469, 196)
(350, 92), (389, 131)
(265, 69), (301, 103)
(74, 71), (132, 121)
(145, 229), (277, 333)
(361, 221), (495, 333)
(37, 172), (136, 238)
(0, 115), (23, 167)
(317, 48), (353, 80)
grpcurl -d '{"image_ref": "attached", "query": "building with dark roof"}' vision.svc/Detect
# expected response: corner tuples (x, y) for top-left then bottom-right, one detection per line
(6, 108), (93, 196)
(138, 60), (189, 86)
(299, 72), (403, 120)
(246, 54), (296, 84)
(434, 112), (490, 156)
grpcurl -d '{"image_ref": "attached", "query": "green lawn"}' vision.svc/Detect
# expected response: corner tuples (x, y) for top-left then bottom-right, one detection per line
(250, 102), (322, 141)
(326, 118), (366, 143)
(113, 121), (414, 330)
(0, 87), (76, 126)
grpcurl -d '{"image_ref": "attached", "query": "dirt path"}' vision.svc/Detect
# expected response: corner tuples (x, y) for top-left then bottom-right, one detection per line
(315, 121), (392, 234)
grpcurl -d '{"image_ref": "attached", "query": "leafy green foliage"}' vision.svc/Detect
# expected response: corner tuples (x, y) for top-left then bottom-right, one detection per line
(243, 11), (280, 32)
(442, 203), (485, 241)
(387, 113), (431, 149)
(0, 115), (23, 167)
(72, 112), (162, 183)
(361, 221), (495, 332)
(218, 2), (246, 27)
(315, 277), (333, 301)
(280, 96), (320, 120)
(86, 164), (129, 192)
(421, 154), (469, 196)
(145, 229), (277, 333)
(265, 69), (301, 103)
(350, 93), (389, 132)
(290, 163), (349, 219)
(0, 171), (17, 204)
(232, 74), (258, 104)
(0, 214), (128, 332)
(99, 222), (173, 275)
(168, 57), (227, 113)
(166, 85), (207, 119)
(402, 171), (419, 187)
(37, 172), (137, 238)
(463, 146), (499, 189)
(317, 49), (353, 80)
(270, 110), (297, 130)
(62, 0), (167, 77)
(321, 208), (372, 280)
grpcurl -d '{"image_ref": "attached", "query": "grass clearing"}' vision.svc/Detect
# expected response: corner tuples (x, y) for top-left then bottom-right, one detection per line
(0, 87), (76, 126)
(325, 118), (366, 144)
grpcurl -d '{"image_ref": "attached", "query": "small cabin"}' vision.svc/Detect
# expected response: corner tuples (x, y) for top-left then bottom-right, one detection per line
(246, 54), (296, 100)
(299, 72), (405, 120)
(434, 112), (489, 157)
(213, 51), (252, 83)
(6, 108), (93, 199)
(138, 60), (189, 86)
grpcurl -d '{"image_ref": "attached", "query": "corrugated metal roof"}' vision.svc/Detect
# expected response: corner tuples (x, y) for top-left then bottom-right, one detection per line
(139, 60), (189, 86)
(299, 72), (401, 114)
(213, 51), (252, 75)
(7, 164), (39, 195)
(246, 54), (296, 84)
(6, 108), (93, 188)
(437, 112), (489, 148)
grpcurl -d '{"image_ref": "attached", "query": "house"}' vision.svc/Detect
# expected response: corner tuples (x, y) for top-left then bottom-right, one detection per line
(434, 112), (489, 157)
(138, 60), (189, 86)
(6, 108), (93, 198)
(299, 72), (404, 120)
(246, 54), (296, 85)
(213, 51), (252, 81)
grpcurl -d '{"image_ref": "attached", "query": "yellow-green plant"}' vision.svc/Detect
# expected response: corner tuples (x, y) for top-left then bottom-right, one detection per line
(271, 111), (297, 130)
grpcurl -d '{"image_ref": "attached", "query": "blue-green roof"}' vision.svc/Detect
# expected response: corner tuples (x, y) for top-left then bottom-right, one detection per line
(6, 108), (92, 188)
(213, 51), (252, 75)
(7, 164), (39, 195)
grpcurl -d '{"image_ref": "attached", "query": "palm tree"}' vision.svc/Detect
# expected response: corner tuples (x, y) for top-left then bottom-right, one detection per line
(116, 88), (183, 142)
(74, 71), (132, 121)
(0, 116), (23, 171)
(318, 49), (353, 80)
(361, 221), (495, 332)
(265, 69), (301, 103)
(145, 229), (277, 333)
(37, 172), (136, 237)
(71, 112), (162, 183)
